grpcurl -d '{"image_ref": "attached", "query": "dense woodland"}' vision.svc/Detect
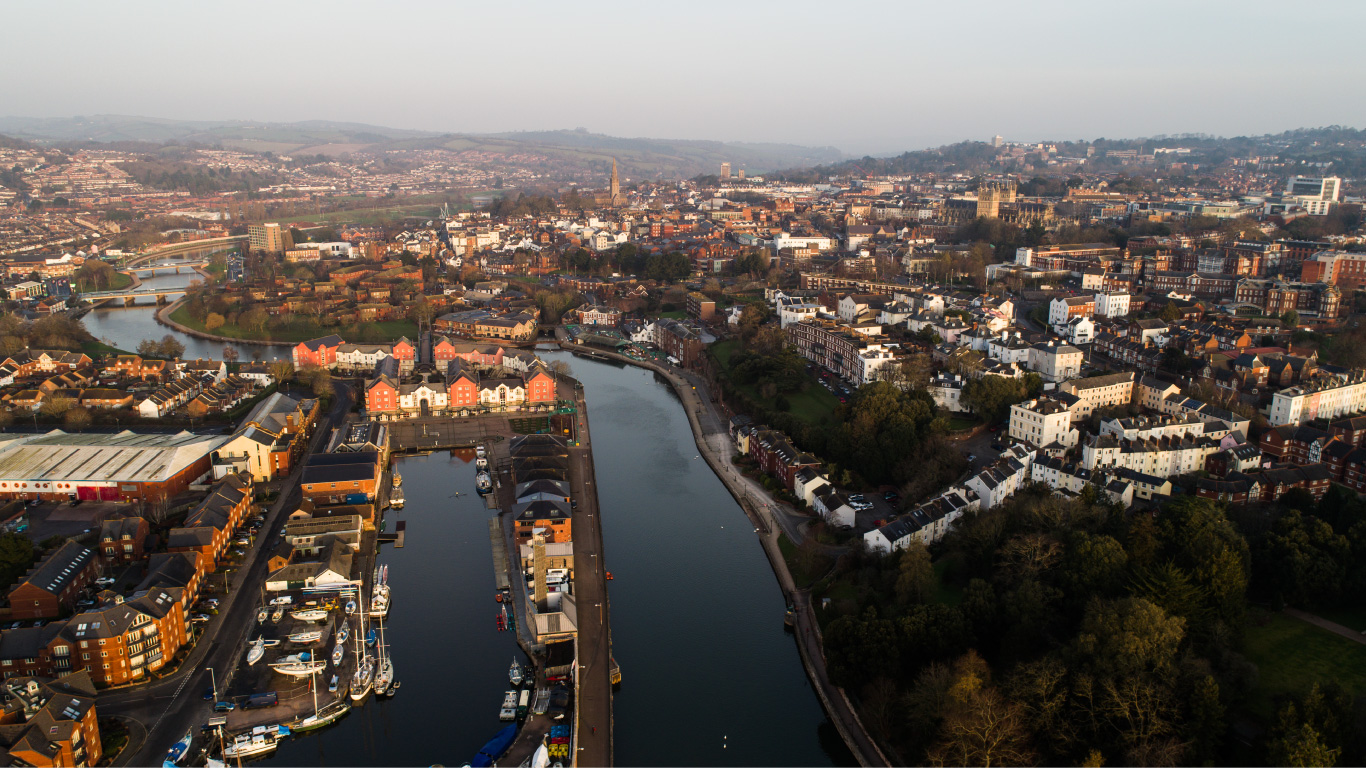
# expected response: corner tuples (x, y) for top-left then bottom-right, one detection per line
(819, 488), (1366, 766)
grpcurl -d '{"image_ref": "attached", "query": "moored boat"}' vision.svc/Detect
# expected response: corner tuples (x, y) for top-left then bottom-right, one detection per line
(256, 608), (268, 623)
(290, 607), (329, 622)
(221, 725), (290, 759)
(336, 624), (349, 645)
(391, 471), (402, 488)
(331, 642), (344, 667)
(475, 455), (488, 470)
(350, 655), (375, 702)
(292, 699), (351, 732)
(390, 488), (405, 508)
(470, 724), (517, 767)
(509, 658), (524, 687)
(499, 690), (519, 721)
(270, 606), (284, 623)
(287, 630), (323, 644)
(328, 674), (339, 693)
(476, 471), (492, 494)
(344, 599), (357, 615)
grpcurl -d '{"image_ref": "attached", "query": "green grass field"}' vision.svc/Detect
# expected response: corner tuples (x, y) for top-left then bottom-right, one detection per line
(1242, 610), (1366, 720)
(171, 306), (417, 344)
(712, 339), (839, 425)
(778, 533), (833, 589)
(947, 415), (983, 432)
(80, 339), (132, 357)
(75, 272), (134, 293)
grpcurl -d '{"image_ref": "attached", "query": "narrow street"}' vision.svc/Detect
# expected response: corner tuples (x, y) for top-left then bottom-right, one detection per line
(106, 382), (355, 766)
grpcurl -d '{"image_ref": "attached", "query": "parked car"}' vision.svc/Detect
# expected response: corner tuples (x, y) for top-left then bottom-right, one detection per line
(991, 442), (1005, 451)
(202, 687), (215, 701)
(213, 701), (236, 712)
(234, 537), (250, 546)
(190, 614), (211, 623)
(848, 494), (865, 502)
(94, 577), (116, 588)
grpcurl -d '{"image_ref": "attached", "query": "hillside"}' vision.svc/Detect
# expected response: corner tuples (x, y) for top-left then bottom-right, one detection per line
(0, 116), (844, 178)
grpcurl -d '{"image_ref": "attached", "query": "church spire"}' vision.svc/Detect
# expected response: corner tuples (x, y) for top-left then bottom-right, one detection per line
(609, 158), (621, 206)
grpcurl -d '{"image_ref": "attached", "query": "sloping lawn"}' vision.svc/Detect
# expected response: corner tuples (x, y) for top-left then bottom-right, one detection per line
(1242, 610), (1366, 720)
(712, 340), (838, 425)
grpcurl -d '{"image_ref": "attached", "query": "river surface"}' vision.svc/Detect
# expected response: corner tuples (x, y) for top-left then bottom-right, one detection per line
(79, 270), (289, 361)
(83, 305), (851, 765)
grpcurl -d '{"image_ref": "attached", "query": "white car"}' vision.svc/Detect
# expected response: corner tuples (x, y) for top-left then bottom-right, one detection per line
(269, 596), (293, 606)
(94, 577), (116, 588)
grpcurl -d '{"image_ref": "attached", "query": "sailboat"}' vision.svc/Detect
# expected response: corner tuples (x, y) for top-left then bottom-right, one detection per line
(246, 637), (265, 666)
(331, 641), (345, 667)
(336, 624), (349, 645)
(374, 622), (394, 696)
(270, 652), (327, 677)
(350, 588), (374, 702)
(293, 663), (352, 732)
(290, 606), (330, 622)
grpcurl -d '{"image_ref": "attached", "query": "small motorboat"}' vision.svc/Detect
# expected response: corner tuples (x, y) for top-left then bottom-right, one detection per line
(246, 637), (265, 666)
(390, 488), (405, 509)
(332, 642), (345, 666)
(336, 625), (350, 645)
(499, 691), (519, 721)
(261, 638), (281, 647)
(270, 606), (284, 623)
(256, 608), (268, 623)
(328, 674), (339, 693)
(162, 727), (192, 767)
(475, 455), (489, 470)
(222, 725), (290, 759)
(290, 607), (329, 622)
(476, 471), (493, 494)
(392, 471), (403, 488)
(509, 658), (524, 687)
(345, 599), (357, 615)
(365, 628), (378, 647)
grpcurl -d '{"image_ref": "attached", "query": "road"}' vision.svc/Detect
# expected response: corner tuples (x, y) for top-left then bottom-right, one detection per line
(566, 380), (613, 767)
(106, 382), (355, 766)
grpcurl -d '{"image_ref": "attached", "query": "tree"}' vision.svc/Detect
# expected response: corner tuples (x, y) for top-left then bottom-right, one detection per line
(268, 359), (295, 384)
(1281, 309), (1300, 329)
(204, 313), (226, 332)
(960, 376), (1031, 423)
(240, 307), (269, 334)
(1073, 597), (1185, 679)
(895, 542), (936, 606)
(926, 652), (1036, 767)
(39, 396), (75, 418)
(308, 367), (332, 398)
(221, 345), (239, 363)
(0, 533), (36, 588)
(63, 407), (92, 432)
(1159, 302), (1182, 323)
(157, 335), (185, 360)
(0, 409), (12, 430)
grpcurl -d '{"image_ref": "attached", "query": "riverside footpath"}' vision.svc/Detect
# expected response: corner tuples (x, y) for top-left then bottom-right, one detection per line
(557, 339), (890, 768)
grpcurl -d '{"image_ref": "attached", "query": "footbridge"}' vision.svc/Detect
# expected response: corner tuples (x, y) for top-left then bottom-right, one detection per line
(121, 236), (246, 267)
(127, 260), (210, 276)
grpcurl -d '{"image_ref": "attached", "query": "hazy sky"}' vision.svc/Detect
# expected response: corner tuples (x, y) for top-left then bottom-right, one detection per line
(4, 0), (1365, 155)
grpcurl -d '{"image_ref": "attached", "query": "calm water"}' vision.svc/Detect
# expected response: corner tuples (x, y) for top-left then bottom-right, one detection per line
(83, 302), (850, 765)
(79, 271), (289, 361)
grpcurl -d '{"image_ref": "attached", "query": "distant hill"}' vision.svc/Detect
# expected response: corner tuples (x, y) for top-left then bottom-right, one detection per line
(0, 116), (844, 178)
(775, 126), (1366, 181)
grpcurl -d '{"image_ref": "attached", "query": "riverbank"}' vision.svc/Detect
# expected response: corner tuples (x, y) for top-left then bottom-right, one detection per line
(557, 340), (889, 768)
(154, 298), (296, 347)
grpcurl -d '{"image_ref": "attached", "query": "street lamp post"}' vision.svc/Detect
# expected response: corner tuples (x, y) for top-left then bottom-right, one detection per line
(208, 667), (217, 702)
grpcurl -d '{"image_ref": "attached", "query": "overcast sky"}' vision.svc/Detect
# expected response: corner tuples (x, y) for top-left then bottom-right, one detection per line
(4, 0), (1364, 156)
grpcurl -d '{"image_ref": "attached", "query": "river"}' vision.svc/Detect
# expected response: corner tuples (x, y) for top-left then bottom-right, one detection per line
(79, 270), (289, 361)
(82, 304), (851, 765)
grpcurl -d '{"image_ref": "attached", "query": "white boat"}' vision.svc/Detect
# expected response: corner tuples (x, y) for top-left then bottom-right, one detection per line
(476, 471), (492, 494)
(476, 455), (489, 470)
(270, 606), (284, 623)
(288, 630), (323, 644)
(294, 699), (351, 731)
(509, 658), (524, 687)
(532, 742), (550, 768)
(350, 655), (375, 702)
(391, 471), (403, 488)
(336, 625), (350, 645)
(222, 725), (290, 759)
(374, 623), (394, 695)
(246, 638), (265, 666)
(476, 444), (487, 459)
(328, 674), (339, 693)
(369, 588), (390, 619)
(290, 608), (329, 622)
(331, 642), (345, 667)
(499, 690), (519, 721)
(389, 488), (405, 509)
(344, 599), (357, 615)
(256, 608), (267, 623)
(270, 653), (327, 677)
(261, 638), (281, 648)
